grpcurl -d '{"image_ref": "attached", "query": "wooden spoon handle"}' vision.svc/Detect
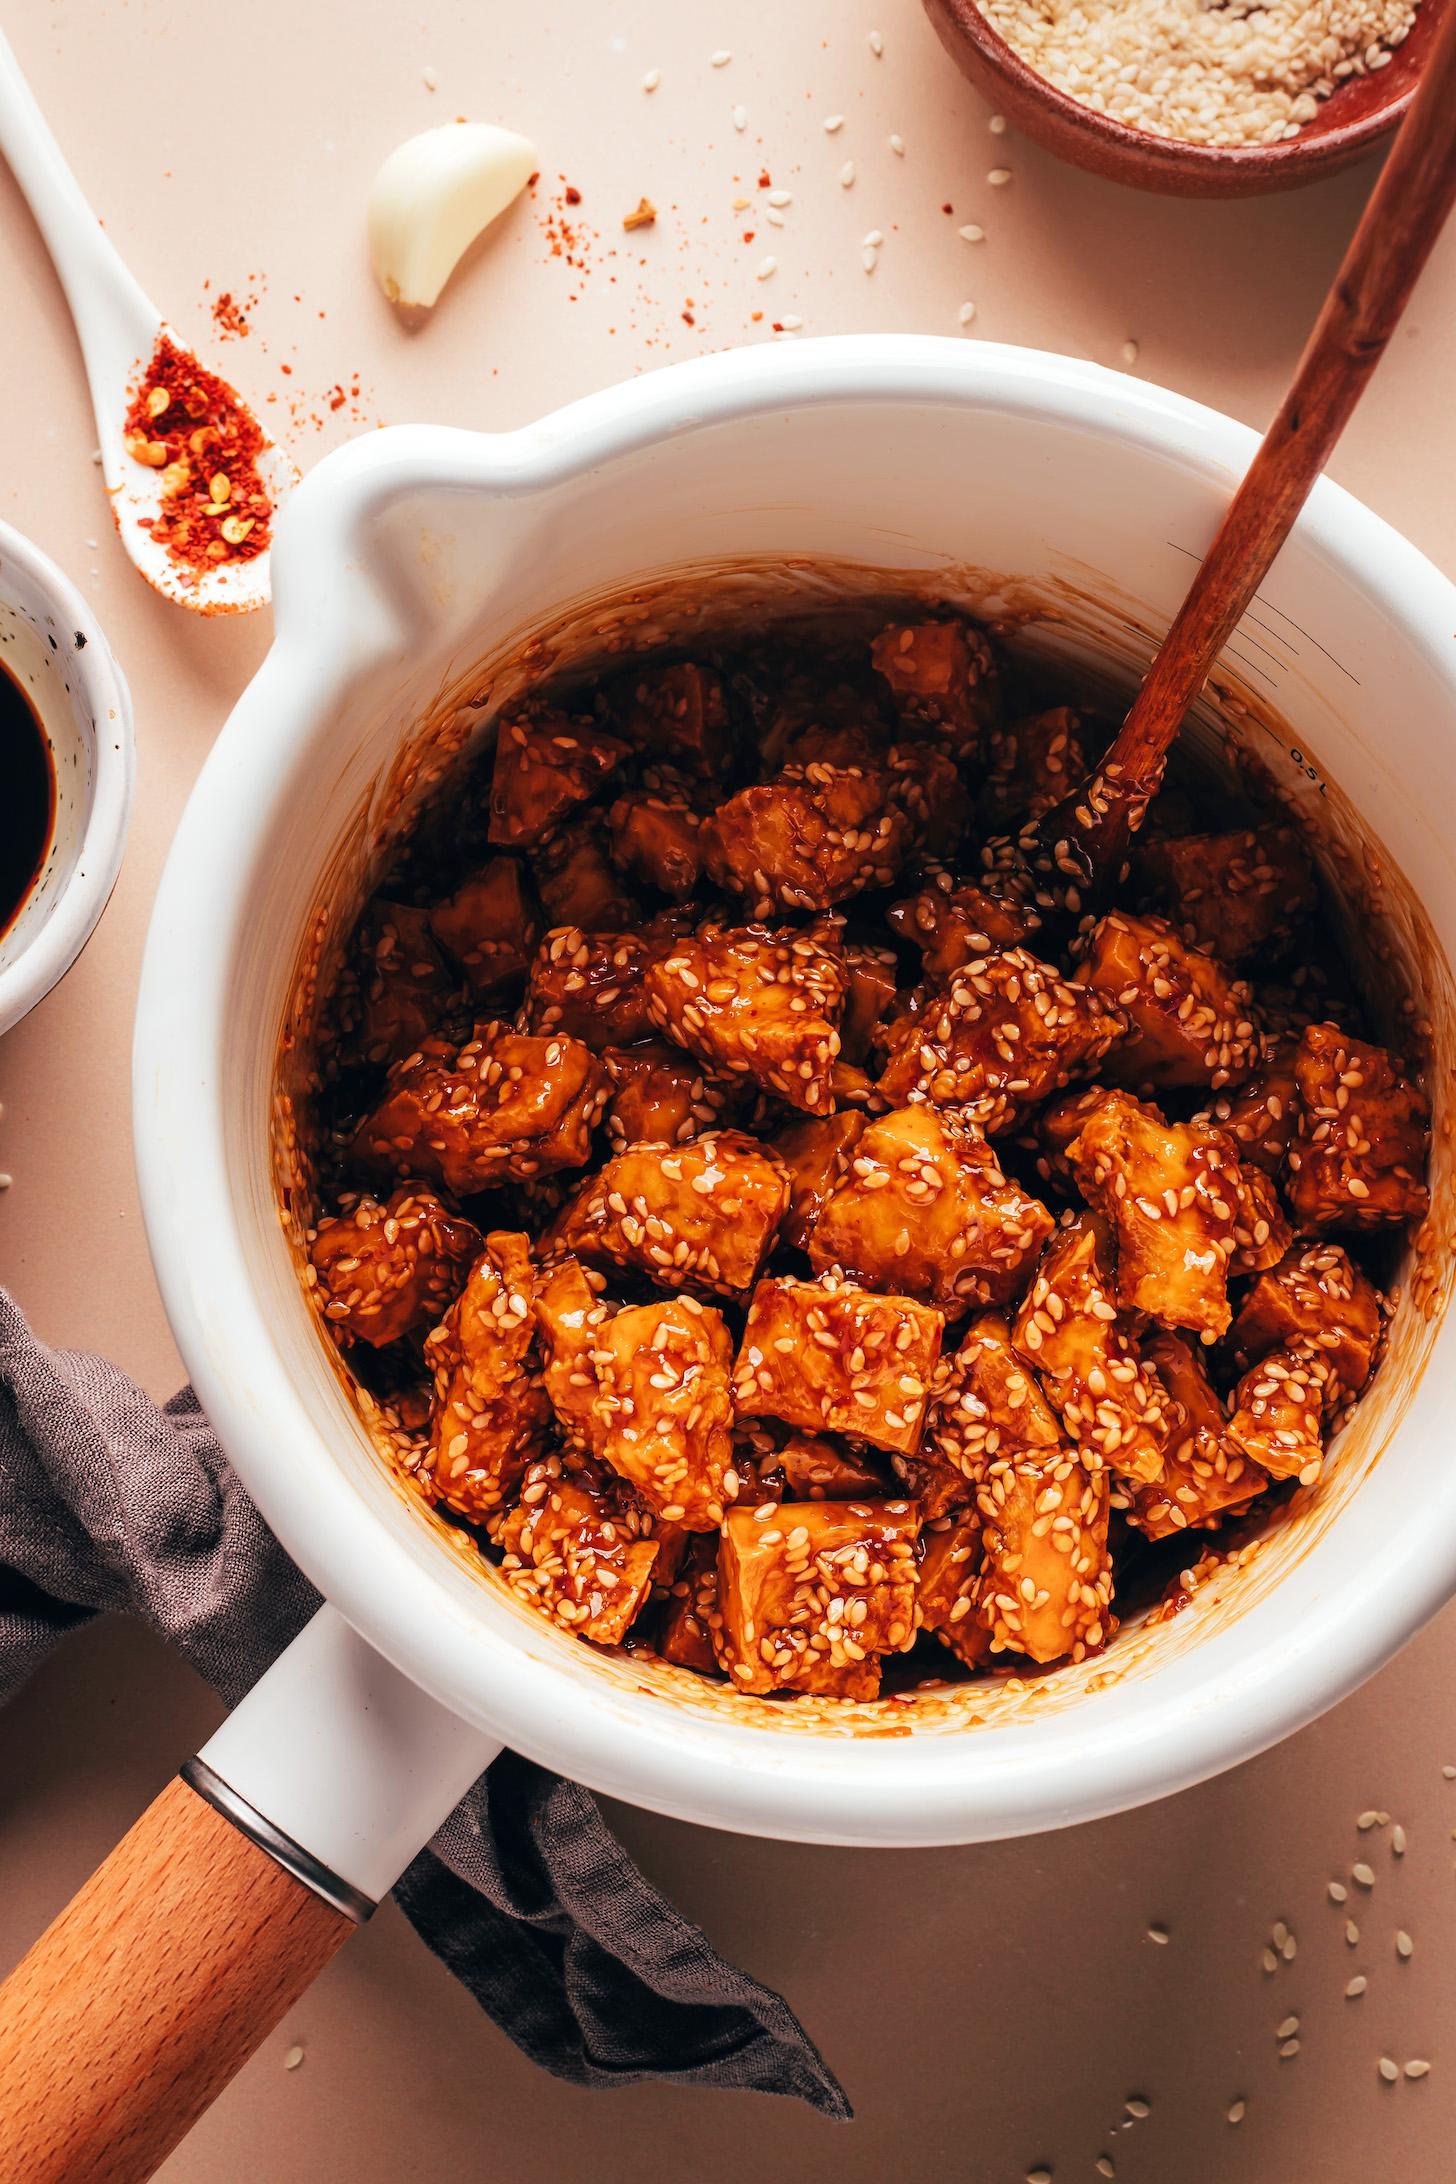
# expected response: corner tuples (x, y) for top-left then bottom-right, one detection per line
(0, 1776), (355, 2184)
(1091, 0), (1456, 825)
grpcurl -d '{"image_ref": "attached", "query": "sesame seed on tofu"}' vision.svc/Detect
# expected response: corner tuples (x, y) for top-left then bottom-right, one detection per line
(715, 1497), (921, 1697)
(589, 1295), (738, 1530)
(557, 1131), (790, 1298)
(422, 1232), (551, 1520)
(310, 1185), (481, 1350)
(351, 1022), (608, 1195)
(877, 945), (1128, 1130)
(1284, 1022), (1430, 1233)
(488, 707), (628, 849)
(1127, 1330), (1269, 1541)
(1012, 1215), (1168, 1486)
(489, 1452), (660, 1646)
(732, 1272), (944, 1457)
(644, 922), (849, 1115)
(1082, 910), (1264, 1093)
(808, 1103), (1054, 1317)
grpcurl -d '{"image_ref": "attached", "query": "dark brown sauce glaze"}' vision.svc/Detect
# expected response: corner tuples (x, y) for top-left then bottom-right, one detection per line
(0, 661), (54, 941)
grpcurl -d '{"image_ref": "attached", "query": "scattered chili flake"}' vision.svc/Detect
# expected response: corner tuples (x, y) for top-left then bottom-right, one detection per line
(941, 202), (954, 214)
(623, 196), (657, 231)
(682, 310), (695, 325)
(122, 333), (272, 575)
(211, 291), (251, 338)
(757, 169), (772, 187)
(564, 184), (581, 205)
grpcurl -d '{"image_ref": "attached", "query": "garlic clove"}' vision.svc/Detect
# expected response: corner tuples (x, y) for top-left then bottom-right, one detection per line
(367, 123), (537, 310)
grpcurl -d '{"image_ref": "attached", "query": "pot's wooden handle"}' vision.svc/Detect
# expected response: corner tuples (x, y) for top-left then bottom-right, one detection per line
(0, 1774), (355, 2184)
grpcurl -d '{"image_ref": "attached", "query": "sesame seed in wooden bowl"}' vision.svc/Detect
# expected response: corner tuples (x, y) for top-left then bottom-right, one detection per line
(923, 0), (1449, 198)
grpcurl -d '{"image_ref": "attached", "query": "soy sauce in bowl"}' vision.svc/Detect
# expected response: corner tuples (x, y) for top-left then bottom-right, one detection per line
(0, 660), (54, 942)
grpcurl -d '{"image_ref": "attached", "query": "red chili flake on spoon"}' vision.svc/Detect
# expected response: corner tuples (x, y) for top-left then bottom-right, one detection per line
(123, 334), (273, 575)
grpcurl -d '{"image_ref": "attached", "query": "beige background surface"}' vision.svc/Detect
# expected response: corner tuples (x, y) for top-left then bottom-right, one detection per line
(3, 3), (1456, 2179)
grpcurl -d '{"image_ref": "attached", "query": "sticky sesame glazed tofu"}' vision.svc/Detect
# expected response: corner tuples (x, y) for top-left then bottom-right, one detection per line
(715, 1498), (921, 1696)
(1083, 911), (1263, 1092)
(591, 1296), (738, 1529)
(808, 1104), (1054, 1316)
(557, 1131), (790, 1297)
(421, 1232), (551, 1520)
(301, 608), (1430, 1704)
(644, 922), (848, 1115)
(1068, 1090), (1243, 1339)
(352, 1023), (607, 1194)
(733, 1273), (944, 1457)
(877, 947), (1127, 1133)
(1013, 1217), (1168, 1485)
(310, 1186), (482, 1349)
(1284, 1023), (1430, 1233)
(702, 761), (915, 917)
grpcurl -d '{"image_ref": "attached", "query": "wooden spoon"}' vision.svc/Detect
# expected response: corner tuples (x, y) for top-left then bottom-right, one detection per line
(0, 29), (294, 616)
(1026, 0), (1456, 909)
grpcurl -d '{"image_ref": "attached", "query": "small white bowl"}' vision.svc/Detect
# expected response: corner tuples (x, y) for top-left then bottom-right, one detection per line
(0, 519), (134, 1037)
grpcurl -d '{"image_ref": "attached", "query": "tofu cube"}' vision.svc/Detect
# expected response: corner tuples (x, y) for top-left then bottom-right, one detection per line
(732, 1273), (944, 1457)
(493, 1455), (660, 1646)
(533, 1254), (609, 1450)
(808, 1104), (1054, 1316)
(1136, 824), (1315, 964)
(608, 779), (705, 900)
(534, 815), (639, 931)
(1284, 1022), (1430, 1233)
(877, 946), (1127, 1133)
(883, 742), (973, 860)
(428, 857), (539, 999)
(591, 1296), (737, 1529)
(772, 1110), (866, 1253)
(558, 1130), (790, 1297)
(701, 761), (915, 917)
(839, 942), (900, 1065)
(978, 706), (1086, 831)
(917, 1511), (991, 1669)
(870, 618), (999, 755)
(644, 923), (848, 1115)
(1012, 1216), (1168, 1485)
(353, 1023), (608, 1194)
(1128, 1331), (1268, 1540)
(1227, 1241), (1382, 1399)
(613, 660), (733, 776)
(310, 1186), (482, 1349)
(1201, 1032), (1301, 1175)
(1227, 1346), (1335, 1485)
(488, 709), (628, 848)
(1068, 1090), (1240, 1339)
(422, 1232), (550, 1519)
(601, 1042), (734, 1151)
(916, 1310), (1064, 1507)
(887, 866), (1041, 981)
(521, 926), (659, 1048)
(714, 1498), (921, 1696)
(347, 900), (461, 1070)
(1082, 911), (1263, 1092)
(975, 1450), (1114, 1664)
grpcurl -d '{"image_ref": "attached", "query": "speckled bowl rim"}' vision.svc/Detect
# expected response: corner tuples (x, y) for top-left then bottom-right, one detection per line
(0, 519), (134, 1038)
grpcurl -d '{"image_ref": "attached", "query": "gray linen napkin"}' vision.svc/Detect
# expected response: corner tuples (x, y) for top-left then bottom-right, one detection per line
(0, 1289), (848, 2115)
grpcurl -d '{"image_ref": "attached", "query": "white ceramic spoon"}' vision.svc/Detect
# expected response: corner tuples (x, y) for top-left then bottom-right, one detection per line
(0, 29), (294, 615)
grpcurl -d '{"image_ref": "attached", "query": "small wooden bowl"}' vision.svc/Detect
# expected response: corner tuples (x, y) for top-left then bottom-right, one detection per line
(923, 0), (1446, 197)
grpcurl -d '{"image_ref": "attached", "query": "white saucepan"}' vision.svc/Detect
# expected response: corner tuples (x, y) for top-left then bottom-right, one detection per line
(3, 337), (1453, 2180)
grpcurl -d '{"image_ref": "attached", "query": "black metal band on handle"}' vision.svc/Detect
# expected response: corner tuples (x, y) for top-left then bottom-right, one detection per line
(180, 1755), (377, 1925)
